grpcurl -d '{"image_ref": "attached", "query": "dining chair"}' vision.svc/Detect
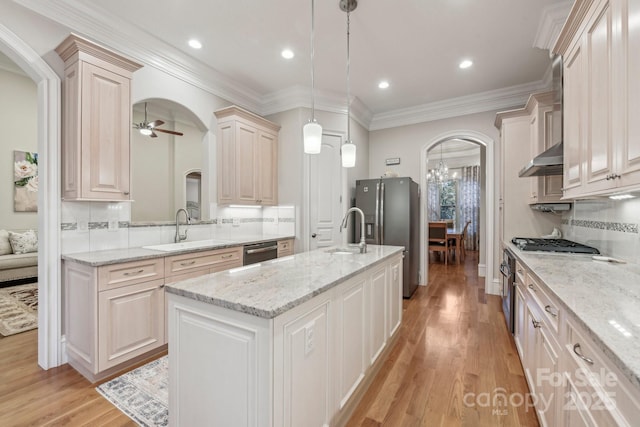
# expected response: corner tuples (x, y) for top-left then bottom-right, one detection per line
(428, 222), (450, 265)
(449, 220), (472, 262)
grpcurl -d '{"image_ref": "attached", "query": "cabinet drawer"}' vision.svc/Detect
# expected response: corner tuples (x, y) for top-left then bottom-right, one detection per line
(525, 273), (560, 333)
(564, 317), (640, 425)
(98, 258), (165, 291)
(277, 239), (294, 257)
(165, 246), (242, 276)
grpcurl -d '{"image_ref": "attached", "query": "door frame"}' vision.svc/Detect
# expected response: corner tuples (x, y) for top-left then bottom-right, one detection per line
(303, 129), (348, 252)
(421, 130), (496, 295)
(0, 24), (62, 368)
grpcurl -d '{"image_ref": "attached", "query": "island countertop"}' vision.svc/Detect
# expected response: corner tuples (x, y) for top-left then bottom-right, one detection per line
(507, 242), (640, 390)
(165, 244), (404, 319)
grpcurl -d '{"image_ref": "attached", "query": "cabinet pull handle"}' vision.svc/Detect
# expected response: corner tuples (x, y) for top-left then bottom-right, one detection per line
(221, 254), (234, 259)
(528, 284), (536, 291)
(160, 284), (165, 289)
(124, 269), (144, 276)
(531, 318), (541, 329)
(545, 305), (558, 317)
(180, 260), (197, 266)
(573, 344), (594, 365)
(517, 269), (523, 273)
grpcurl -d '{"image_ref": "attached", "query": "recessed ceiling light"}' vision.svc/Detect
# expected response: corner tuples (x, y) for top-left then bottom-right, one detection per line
(188, 39), (202, 49)
(459, 59), (473, 69)
(281, 49), (294, 59)
(378, 80), (390, 89)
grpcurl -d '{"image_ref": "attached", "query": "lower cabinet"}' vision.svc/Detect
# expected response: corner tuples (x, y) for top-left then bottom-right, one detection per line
(277, 238), (294, 257)
(168, 253), (404, 427)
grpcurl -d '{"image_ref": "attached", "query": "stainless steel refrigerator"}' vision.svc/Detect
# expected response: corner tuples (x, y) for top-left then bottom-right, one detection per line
(355, 177), (420, 298)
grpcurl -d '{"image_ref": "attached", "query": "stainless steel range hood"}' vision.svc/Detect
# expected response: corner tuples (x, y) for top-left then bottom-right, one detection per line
(518, 142), (564, 177)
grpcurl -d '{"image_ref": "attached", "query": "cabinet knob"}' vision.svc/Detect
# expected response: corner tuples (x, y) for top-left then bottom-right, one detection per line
(311, 233), (317, 238)
(124, 191), (130, 195)
(528, 284), (536, 291)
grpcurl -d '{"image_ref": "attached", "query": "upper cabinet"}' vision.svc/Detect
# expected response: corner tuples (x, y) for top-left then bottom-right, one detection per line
(555, 0), (640, 198)
(56, 34), (142, 201)
(215, 106), (280, 206)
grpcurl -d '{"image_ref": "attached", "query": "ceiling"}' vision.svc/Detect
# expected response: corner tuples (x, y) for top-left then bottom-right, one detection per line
(15, 0), (571, 128)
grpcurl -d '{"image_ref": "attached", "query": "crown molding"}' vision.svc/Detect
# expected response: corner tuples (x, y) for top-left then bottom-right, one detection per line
(369, 79), (550, 131)
(16, 0), (263, 113)
(533, 1), (573, 52)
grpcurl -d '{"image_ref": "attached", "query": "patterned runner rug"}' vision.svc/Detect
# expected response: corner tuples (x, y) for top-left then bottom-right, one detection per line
(96, 355), (168, 427)
(0, 282), (38, 336)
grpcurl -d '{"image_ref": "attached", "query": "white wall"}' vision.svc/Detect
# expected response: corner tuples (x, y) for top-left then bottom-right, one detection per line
(0, 67), (37, 230)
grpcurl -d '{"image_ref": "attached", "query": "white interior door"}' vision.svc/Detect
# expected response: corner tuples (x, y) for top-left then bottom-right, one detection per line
(309, 134), (343, 250)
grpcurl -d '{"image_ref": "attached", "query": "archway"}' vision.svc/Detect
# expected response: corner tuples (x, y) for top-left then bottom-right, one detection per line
(0, 24), (62, 368)
(420, 130), (496, 295)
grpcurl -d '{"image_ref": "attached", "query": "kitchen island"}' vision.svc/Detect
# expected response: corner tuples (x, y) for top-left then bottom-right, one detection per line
(165, 244), (404, 427)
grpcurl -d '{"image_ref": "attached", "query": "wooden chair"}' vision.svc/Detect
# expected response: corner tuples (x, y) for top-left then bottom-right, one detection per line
(428, 222), (450, 265)
(450, 220), (471, 262)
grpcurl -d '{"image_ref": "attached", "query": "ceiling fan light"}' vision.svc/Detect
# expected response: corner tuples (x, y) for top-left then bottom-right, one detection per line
(303, 120), (322, 154)
(139, 128), (153, 136)
(341, 141), (356, 168)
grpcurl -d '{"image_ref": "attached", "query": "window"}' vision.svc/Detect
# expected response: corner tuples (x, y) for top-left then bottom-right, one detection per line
(439, 180), (457, 223)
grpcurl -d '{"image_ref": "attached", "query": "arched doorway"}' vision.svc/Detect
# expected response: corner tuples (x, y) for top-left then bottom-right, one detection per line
(420, 130), (496, 295)
(0, 24), (62, 368)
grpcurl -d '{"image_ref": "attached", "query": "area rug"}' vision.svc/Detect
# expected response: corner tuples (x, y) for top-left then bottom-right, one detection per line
(0, 282), (38, 336)
(96, 355), (169, 427)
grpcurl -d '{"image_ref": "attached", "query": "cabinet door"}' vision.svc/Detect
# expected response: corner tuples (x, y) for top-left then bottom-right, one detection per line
(584, 0), (616, 193)
(98, 279), (165, 371)
(536, 327), (559, 427)
(369, 266), (387, 365)
(538, 108), (564, 202)
(388, 258), (402, 337)
(563, 37), (585, 196)
(217, 120), (236, 204)
(617, 0), (640, 187)
(257, 130), (278, 205)
(80, 62), (131, 200)
(514, 283), (526, 359)
(335, 277), (367, 411)
(235, 121), (259, 203)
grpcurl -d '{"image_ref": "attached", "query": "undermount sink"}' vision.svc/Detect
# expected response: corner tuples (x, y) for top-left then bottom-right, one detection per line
(143, 239), (232, 252)
(325, 246), (361, 255)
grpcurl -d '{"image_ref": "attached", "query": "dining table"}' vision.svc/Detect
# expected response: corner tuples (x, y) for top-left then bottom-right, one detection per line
(446, 227), (463, 264)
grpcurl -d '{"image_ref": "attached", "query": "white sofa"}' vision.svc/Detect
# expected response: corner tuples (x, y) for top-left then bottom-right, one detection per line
(0, 229), (38, 284)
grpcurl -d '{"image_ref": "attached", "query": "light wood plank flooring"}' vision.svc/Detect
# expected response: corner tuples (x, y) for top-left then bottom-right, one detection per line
(346, 251), (538, 427)
(0, 251), (536, 426)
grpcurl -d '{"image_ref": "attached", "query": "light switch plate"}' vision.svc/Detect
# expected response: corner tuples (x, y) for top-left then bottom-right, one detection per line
(232, 217), (240, 226)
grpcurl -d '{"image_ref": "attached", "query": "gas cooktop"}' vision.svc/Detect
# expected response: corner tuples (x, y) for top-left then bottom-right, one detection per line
(512, 237), (600, 254)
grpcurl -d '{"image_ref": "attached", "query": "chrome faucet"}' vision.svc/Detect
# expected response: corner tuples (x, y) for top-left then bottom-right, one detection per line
(175, 208), (191, 243)
(340, 207), (367, 253)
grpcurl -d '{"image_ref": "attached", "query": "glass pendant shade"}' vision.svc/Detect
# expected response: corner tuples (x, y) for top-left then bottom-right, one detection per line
(341, 141), (356, 168)
(303, 120), (322, 154)
(139, 128), (152, 136)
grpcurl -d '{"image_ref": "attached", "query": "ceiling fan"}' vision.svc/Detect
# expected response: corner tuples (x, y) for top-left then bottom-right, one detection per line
(133, 102), (184, 138)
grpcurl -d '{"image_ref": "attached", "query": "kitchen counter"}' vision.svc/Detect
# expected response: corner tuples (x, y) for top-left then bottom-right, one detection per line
(165, 244), (404, 318)
(61, 233), (294, 266)
(507, 242), (640, 389)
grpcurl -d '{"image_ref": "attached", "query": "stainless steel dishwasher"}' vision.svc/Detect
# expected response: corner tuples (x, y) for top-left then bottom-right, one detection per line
(243, 241), (278, 265)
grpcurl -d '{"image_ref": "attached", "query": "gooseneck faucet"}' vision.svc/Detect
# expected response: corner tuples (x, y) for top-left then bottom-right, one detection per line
(340, 207), (367, 253)
(175, 208), (191, 243)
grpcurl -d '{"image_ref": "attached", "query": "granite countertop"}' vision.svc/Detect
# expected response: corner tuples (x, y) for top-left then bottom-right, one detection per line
(62, 234), (295, 266)
(507, 242), (640, 389)
(165, 245), (404, 319)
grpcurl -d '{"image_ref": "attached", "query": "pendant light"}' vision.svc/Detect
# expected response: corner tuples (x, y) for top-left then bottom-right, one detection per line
(341, 0), (357, 168)
(427, 143), (449, 183)
(303, 0), (322, 154)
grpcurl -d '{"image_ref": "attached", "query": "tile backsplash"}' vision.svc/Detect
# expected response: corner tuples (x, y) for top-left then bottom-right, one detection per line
(561, 198), (640, 262)
(60, 201), (295, 254)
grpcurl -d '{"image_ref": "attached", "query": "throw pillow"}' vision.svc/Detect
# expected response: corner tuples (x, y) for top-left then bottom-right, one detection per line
(8, 230), (38, 254)
(0, 229), (12, 255)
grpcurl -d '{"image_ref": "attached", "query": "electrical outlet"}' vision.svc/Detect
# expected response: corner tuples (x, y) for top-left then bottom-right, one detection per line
(305, 322), (315, 355)
(232, 217), (240, 226)
(78, 220), (89, 232)
(108, 220), (119, 232)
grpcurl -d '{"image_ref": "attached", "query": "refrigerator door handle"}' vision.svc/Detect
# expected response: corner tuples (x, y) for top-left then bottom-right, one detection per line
(375, 182), (380, 243)
(380, 182), (385, 245)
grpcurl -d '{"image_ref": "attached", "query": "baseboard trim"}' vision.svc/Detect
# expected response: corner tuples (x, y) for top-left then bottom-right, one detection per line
(477, 263), (486, 277)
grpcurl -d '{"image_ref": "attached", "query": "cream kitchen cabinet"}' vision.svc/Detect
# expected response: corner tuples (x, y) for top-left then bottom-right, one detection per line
(215, 106), (280, 206)
(277, 239), (294, 257)
(64, 257), (166, 382)
(55, 34), (142, 201)
(527, 92), (563, 204)
(555, 0), (640, 198)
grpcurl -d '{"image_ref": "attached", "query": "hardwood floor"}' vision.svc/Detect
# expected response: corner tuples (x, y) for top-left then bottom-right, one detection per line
(0, 251), (537, 426)
(346, 251), (539, 427)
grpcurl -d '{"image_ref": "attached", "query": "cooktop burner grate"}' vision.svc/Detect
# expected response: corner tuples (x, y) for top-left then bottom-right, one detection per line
(511, 237), (600, 254)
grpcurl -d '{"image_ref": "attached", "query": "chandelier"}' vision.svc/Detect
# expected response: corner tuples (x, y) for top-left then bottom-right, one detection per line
(427, 144), (449, 183)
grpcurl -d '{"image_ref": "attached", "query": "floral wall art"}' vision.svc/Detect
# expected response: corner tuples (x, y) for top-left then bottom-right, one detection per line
(14, 150), (38, 212)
